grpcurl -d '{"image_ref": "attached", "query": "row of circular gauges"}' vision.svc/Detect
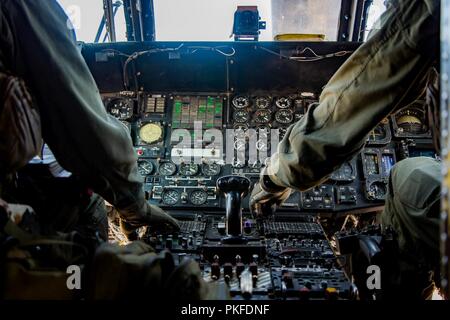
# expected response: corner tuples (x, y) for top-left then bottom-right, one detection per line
(233, 125), (289, 141)
(159, 181), (383, 206)
(232, 106), (428, 134)
(138, 160), (221, 177)
(160, 189), (209, 206)
(366, 106), (430, 144)
(233, 108), (298, 125)
(232, 94), (315, 110)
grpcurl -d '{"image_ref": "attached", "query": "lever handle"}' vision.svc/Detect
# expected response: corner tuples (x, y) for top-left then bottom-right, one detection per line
(216, 176), (251, 240)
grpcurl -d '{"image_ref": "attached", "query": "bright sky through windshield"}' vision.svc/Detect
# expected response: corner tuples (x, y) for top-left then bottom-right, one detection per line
(57, 0), (384, 43)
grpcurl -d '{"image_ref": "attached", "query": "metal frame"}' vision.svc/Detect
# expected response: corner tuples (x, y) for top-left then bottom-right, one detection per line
(441, 0), (450, 298)
(95, 1), (122, 43)
(337, 0), (372, 42)
(337, 0), (353, 41)
(353, 0), (373, 41)
(112, 0), (368, 43)
(141, 0), (156, 41)
(103, 0), (117, 42)
(123, 0), (155, 42)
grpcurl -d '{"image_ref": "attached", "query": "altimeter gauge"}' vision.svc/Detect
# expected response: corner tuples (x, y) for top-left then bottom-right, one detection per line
(139, 123), (163, 144)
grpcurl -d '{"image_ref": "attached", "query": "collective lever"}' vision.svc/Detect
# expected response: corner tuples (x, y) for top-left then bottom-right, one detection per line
(216, 175), (251, 244)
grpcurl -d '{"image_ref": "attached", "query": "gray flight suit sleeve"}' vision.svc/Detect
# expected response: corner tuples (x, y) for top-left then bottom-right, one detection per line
(267, 0), (440, 191)
(0, 1), (145, 212)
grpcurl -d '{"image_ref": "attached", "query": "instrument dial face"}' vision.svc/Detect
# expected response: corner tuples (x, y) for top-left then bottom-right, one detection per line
(234, 124), (248, 131)
(233, 110), (250, 123)
(368, 181), (387, 200)
(368, 124), (387, 142)
(107, 98), (133, 120)
(139, 123), (163, 144)
(395, 108), (428, 134)
(234, 139), (246, 151)
(137, 159), (154, 176)
(233, 124), (248, 139)
(162, 190), (180, 205)
(330, 162), (355, 182)
(256, 139), (269, 152)
(179, 163), (199, 176)
(232, 96), (250, 109)
(233, 159), (246, 168)
(202, 163), (221, 176)
(258, 126), (270, 141)
(275, 109), (294, 124)
(158, 162), (177, 176)
(254, 109), (272, 124)
(189, 190), (208, 205)
(255, 96), (271, 109)
(258, 126), (270, 136)
(275, 97), (292, 109)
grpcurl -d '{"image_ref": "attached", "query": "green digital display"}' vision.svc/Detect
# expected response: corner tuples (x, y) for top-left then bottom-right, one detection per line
(172, 96), (223, 129)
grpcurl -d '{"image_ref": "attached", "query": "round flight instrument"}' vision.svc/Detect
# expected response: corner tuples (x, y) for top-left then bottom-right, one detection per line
(330, 162), (355, 182)
(189, 190), (208, 205)
(255, 96), (271, 109)
(367, 124), (387, 143)
(254, 109), (272, 124)
(158, 162), (177, 176)
(139, 123), (163, 144)
(162, 190), (180, 205)
(179, 163), (199, 176)
(275, 109), (294, 124)
(137, 159), (154, 176)
(256, 139), (268, 152)
(232, 96), (250, 109)
(202, 163), (221, 176)
(234, 124), (248, 131)
(233, 159), (246, 168)
(258, 126), (270, 140)
(368, 181), (387, 200)
(233, 110), (250, 123)
(395, 107), (428, 135)
(234, 124), (248, 140)
(107, 98), (133, 120)
(234, 139), (246, 151)
(275, 97), (292, 109)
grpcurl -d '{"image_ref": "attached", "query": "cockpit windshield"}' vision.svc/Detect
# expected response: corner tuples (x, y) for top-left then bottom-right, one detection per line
(57, 0), (386, 43)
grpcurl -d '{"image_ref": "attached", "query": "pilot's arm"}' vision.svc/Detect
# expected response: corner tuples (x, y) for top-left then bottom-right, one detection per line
(0, 0), (178, 232)
(250, 0), (440, 216)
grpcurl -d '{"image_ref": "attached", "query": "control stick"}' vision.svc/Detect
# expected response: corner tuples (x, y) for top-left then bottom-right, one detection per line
(216, 175), (251, 244)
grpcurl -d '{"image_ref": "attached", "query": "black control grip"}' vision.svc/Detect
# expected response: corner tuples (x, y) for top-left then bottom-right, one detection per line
(217, 176), (251, 239)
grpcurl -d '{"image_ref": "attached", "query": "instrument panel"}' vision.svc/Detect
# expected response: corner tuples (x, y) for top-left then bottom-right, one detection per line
(91, 41), (437, 301)
(114, 93), (433, 300)
(142, 213), (354, 300)
(101, 91), (437, 214)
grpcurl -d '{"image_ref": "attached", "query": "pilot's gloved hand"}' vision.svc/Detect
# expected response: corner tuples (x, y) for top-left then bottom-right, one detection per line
(119, 201), (180, 240)
(249, 167), (291, 219)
